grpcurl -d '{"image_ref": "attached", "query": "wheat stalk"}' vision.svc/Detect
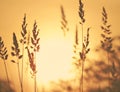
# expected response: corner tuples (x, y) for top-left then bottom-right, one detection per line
(78, 0), (85, 92)
(101, 6), (113, 91)
(19, 14), (27, 92)
(0, 36), (9, 89)
(26, 21), (40, 92)
(79, 28), (90, 92)
(11, 32), (23, 92)
(78, 0), (90, 92)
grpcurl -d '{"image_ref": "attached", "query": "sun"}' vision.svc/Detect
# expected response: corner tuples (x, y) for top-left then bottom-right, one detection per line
(35, 34), (74, 85)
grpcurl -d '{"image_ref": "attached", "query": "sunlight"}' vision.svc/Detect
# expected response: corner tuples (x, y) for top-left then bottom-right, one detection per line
(36, 35), (74, 84)
(0, 0), (120, 91)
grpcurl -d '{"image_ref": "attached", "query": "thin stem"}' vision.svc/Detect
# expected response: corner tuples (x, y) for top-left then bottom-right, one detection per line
(17, 61), (23, 92)
(21, 44), (24, 92)
(3, 60), (10, 87)
(79, 76), (81, 92)
(81, 61), (84, 92)
(81, 23), (84, 46)
(81, 23), (84, 92)
(34, 75), (37, 92)
(34, 52), (37, 92)
(107, 52), (110, 90)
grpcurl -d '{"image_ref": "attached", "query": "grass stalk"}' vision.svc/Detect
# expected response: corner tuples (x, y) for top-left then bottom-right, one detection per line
(101, 7), (113, 91)
(3, 60), (9, 86)
(11, 32), (23, 92)
(21, 45), (24, 92)
(107, 52), (110, 88)
(81, 23), (84, 92)
(34, 51), (37, 92)
(73, 25), (81, 91)
(81, 61), (84, 92)
(78, 0), (86, 92)
(17, 61), (23, 92)
(26, 21), (40, 92)
(0, 36), (10, 89)
(20, 14), (27, 92)
(78, 1), (91, 92)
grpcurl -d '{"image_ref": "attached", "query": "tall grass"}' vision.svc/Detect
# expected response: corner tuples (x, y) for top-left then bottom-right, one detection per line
(0, 1), (118, 92)
(78, 0), (90, 92)
(72, 25), (82, 91)
(0, 36), (9, 88)
(11, 32), (23, 92)
(20, 14), (28, 92)
(79, 28), (90, 92)
(26, 21), (40, 92)
(73, 25), (80, 66)
(101, 7), (113, 91)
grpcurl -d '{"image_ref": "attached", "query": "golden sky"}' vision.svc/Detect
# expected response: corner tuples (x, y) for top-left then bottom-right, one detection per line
(0, 0), (120, 47)
(0, 0), (120, 91)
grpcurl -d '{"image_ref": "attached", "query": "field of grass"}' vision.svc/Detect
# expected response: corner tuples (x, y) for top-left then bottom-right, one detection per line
(0, 0), (120, 92)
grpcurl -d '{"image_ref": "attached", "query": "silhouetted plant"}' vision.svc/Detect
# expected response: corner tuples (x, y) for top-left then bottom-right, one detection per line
(79, 27), (90, 92)
(78, 0), (90, 92)
(30, 21), (40, 74)
(26, 21), (40, 92)
(25, 30), (31, 73)
(73, 25), (81, 69)
(101, 7), (114, 91)
(0, 36), (9, 88)
(101, 7), (113, 55)
(60, 5), (69, 37)
(11, 32), (23, 92)
(72, 25), (82, 92)
(108, 36), (120, 92)
(19, 14), (28, 92)
(79, 0), (85, 24)
(78, 1), (85, 91)
(85, 36), (120, 92)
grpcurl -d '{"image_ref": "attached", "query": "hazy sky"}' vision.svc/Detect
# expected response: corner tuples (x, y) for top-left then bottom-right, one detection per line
(0, 0), (120, 47)
(0, 0), (120, 91)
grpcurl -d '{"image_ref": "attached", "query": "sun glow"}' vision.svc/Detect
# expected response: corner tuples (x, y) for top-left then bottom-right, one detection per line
(0, 0), (120, 91)
(36, 33), (74, 84)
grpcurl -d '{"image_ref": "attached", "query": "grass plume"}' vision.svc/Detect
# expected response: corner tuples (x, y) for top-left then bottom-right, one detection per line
(73, 25), (81, 71)
(60, 5), (69, 37)
(101, 7), (113, 52)
(78, 0), (90, 92)
(11, 32), (23, 92)
(79, 28), (90, 92)
(26, 21), (40, 92)
(0, 36), (9, 89)
(19, 14), (28, 92)
(101, 6), (113, 91)
(79, 0), (85, 24)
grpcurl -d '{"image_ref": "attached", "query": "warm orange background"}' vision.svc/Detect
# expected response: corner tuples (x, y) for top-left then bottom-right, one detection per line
(0, 0), (120, 91)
